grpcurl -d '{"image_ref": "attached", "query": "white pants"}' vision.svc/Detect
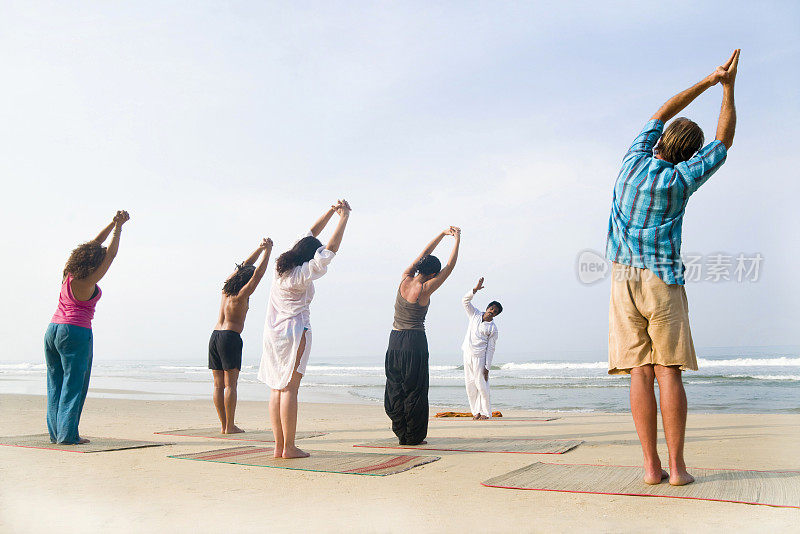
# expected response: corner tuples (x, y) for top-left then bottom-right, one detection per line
(463, 350), (491, 417)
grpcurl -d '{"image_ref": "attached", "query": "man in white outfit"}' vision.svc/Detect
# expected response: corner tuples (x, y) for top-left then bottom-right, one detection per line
(461, 277), (502, 420)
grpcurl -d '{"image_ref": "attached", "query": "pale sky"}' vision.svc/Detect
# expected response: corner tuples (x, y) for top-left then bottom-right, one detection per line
(1, 1), (798, 364)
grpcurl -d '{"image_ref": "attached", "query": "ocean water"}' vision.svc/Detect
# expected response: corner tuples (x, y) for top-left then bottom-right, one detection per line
(2, 348), (799, 413)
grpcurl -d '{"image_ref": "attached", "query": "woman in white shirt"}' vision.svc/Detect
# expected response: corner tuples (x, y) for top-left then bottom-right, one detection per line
(258, 200), (351, 459)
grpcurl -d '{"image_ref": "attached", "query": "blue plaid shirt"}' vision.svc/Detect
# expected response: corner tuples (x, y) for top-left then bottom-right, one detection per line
(606, 119), (728, 284)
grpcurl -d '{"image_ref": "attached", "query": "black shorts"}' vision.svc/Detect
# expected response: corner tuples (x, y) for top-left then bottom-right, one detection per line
(208, 330), (243, 371)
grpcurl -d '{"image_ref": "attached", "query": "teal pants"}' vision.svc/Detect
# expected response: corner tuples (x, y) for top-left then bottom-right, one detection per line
(44, 323), (93, 444)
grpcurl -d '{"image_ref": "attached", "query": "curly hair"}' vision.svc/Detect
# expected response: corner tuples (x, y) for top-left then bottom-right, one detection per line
(222, 264), (256, 296)
(415, 255), (441, 276)
(63, 241), (107, 279)
(276, 236), (323, 276)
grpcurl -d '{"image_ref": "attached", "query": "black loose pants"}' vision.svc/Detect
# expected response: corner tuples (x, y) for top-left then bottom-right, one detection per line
(384, 329), (429, 445)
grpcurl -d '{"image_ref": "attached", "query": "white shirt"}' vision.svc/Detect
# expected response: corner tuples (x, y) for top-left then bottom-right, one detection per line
(258, 233), (335, 390)
(461, 290), (499, 370)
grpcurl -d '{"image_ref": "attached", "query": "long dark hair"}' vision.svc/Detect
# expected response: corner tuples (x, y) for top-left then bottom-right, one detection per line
(63, 241), (107, 279)
(276, 236), (323, 276)
(414, 255), (441, 276)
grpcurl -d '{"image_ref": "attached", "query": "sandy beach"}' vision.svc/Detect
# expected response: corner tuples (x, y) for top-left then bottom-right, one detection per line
(1, 394), (798, 533)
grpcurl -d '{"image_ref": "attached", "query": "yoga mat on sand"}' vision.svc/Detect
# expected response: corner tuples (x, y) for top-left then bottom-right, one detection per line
(170, 446), (439, 476)
(482, 462), (800, 509)
(355, 437), (582, 454)
(434, 411), (506, 418)
(154, 428), (326, 442)
(431, 416), (560, 422)
(0, 434), (171, 453)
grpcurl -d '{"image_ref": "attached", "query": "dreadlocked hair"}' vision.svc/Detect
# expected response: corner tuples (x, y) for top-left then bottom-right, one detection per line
(222, 264), (256, 296)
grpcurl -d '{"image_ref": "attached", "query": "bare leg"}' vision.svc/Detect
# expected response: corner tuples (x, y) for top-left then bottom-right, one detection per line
(630, 365), (666, 484)
(212, 370), (226, 432)
(223, 369), (243, 434)
(654, 365), (694, 486)
(281, 332), (309, 459)
(269, 389), (284, 457)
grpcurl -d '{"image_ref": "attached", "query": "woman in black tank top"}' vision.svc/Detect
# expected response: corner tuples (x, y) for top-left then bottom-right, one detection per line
(384, 226), (461, 445)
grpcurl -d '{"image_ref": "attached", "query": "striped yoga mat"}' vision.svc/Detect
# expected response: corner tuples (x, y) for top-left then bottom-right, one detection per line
(355, 437), (582, 454)
(431, 417), (560, 422)
(482, 462), (800, 508)
(0, 434), (171, 453)
(170, 446), (439, 476)
(155, 428), (326, 442)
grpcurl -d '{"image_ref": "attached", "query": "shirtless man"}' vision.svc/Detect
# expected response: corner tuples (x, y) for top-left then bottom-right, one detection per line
(210, 238), (273, 433)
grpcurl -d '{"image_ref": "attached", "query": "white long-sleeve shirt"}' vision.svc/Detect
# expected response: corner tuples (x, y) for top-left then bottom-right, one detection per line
(461, 290), (499, 370)
(258, 232), (335, 390)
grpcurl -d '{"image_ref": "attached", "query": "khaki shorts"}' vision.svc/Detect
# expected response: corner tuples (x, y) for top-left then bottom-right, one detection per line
(608, 263), (697, 375)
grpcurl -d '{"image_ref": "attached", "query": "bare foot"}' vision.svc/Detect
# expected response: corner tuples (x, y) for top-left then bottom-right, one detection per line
(77, 438), (90, 445)
(643, 466), (667, 485)
(669, 470), (695, 486)
(282, 445), (310, 459)
(223, 425), (244, 434)
(273, 445), (283, 458)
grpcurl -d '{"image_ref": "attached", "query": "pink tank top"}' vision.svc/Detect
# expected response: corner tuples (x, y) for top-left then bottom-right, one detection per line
(51, 274), (102, 329)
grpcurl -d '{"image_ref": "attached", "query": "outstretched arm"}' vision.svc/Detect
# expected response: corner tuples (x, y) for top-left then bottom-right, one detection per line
(79, 210), (130, 286)
(242, 245), (264, 266)
(310, 203), (340, 237)
(462, 277), (483, 316)
(324, 200), (351, 253)
(422, 227), (461, 294)
(401, 230), (448, 278)
(651, 50), (739, 123)
(715, 49), (739, 149)
(651, 79), (713, 124)
(93, 219), (117, 244)
(224, 243), (263, 280)
(239, 238), (273, 297)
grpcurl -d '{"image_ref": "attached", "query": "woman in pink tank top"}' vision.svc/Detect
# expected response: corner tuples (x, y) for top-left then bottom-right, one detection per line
(44, 210), (130, 445)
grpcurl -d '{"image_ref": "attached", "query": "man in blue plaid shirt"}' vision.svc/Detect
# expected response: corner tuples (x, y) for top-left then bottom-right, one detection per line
(606, 50), (740, 486)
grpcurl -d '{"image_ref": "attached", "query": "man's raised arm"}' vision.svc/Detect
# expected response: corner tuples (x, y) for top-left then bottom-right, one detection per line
(715, 49), (740, 149)
(651, 50), (739, 123)
(462, 277), (483, 316)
